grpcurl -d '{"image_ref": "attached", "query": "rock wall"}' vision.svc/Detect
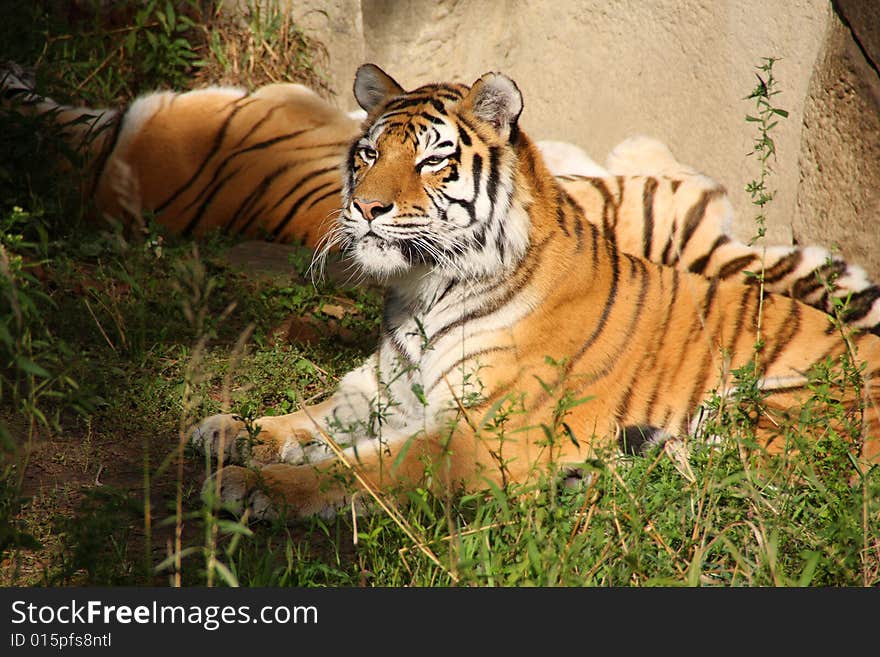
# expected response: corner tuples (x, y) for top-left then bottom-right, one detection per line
(795, 1), (880, 278)
(278, 0), (880, 278)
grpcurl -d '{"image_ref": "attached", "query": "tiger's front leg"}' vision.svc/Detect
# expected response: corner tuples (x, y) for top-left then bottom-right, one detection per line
(188, 358), (382, 467)
(206, 424), (429, 520)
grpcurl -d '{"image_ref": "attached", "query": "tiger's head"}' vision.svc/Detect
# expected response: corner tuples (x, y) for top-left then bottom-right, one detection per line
(336, 64), (532, 282)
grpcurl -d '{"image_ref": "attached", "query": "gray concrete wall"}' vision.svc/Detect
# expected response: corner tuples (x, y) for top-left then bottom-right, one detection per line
(282, 0), (880, 278)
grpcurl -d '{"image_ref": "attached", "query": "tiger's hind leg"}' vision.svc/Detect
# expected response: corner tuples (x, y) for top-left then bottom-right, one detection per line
(687, 364), (880, 477)
(604, 135), (880, 333)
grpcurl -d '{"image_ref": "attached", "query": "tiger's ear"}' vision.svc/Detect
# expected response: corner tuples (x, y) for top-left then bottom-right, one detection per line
(354, 64), (405, 113)
(464, 72), (523, 137)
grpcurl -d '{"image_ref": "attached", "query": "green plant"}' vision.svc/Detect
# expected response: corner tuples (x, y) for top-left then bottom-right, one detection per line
(744, 56), (789, 245)
(0, 206), (91, 430)
(197, 0), (331, 95)
(128, 0), (203, 90)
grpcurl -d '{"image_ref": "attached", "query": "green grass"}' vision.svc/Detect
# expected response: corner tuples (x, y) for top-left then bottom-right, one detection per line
(1, 4), (877, 588)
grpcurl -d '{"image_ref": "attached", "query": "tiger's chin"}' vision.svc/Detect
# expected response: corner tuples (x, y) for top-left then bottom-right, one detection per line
(351, 235), (412, 279)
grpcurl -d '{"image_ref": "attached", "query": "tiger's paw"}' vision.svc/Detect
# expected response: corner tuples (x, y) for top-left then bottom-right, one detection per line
(189, 414), (251, 464)
(202, 463), (348, 522)
(188, 413), (317, 466)
(201, 465), (277, 522)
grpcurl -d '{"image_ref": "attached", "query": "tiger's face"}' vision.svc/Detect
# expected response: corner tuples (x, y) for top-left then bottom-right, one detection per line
(337, 65), (530, 282)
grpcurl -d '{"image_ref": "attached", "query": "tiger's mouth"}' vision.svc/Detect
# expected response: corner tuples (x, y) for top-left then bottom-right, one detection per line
(348, 233), (412, 278)
(358, 233), (396, 251)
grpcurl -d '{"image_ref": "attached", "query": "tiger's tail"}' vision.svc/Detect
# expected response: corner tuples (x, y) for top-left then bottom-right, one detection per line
(1, 61), (120, 167)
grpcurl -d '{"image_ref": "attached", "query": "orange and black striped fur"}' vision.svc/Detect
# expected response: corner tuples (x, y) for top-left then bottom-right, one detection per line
(1, 62), (359, 245)
(187, 65), (880, 520)
(3, 61), (880, 333)
(558, 136), (880, 334)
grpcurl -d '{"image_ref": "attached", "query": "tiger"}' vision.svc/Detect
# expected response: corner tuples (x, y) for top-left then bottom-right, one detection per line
(3, 60), (880, 334)
(185, 64), (880, 521)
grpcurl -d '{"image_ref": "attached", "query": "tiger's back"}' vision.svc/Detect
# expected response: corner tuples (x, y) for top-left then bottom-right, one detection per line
(97, 83), (361, 244)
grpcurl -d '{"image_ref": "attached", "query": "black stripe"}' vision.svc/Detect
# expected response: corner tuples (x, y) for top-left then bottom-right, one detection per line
(642, 177), (658, 258)
(557, 187), (584, 243)
(425, 345), (515, 396)
(762, 298), (802, 372)
(588, 177), (617, 239)
(178, 129), (314, 232)
(181, 166), (243, 235)
(656, 273), (719, 430)
(719, 254), (756, 279)
(374, 109), (416, 123)
(688, 235), (730, 275)
(486, 147), (501, 205)
(677, 189), (719, 262)
(266, 165), (340, 213)
(642, 268), (682, 424)
(678, 275), (726, 419)
(383, 95), (433, 112)
(790, 260), (847, 300)
(556, 197), (570, 236)
(234, 129), (314, 156)
(609, 258), (655, 421)
(87, 113), (124, 199)
(560, 255), (650, 409)
(589, 221), (600, 271)
(427, 235), (554, 346)
(762, 251), (803, 284)
(230, 102), (284, 149)
(388, 334), (417, 370)
(222, 163), (299, 233)
(304, 185), (342, 213)
(660, 233), (675, 266)
(702, 276), (719, 318)
(566, 239), (621, 371)
(841, 285), (880, 325)
(157, 95), (255, 213)
(435, 279), (458, 307)
(268, 180), (337, 240)
(726, 284), (759, 358)
(684, 283), (729, 422)
(471, 153), (483, 206)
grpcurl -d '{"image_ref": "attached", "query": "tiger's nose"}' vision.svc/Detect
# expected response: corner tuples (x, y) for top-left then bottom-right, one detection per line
(353, 198), (393, 222)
